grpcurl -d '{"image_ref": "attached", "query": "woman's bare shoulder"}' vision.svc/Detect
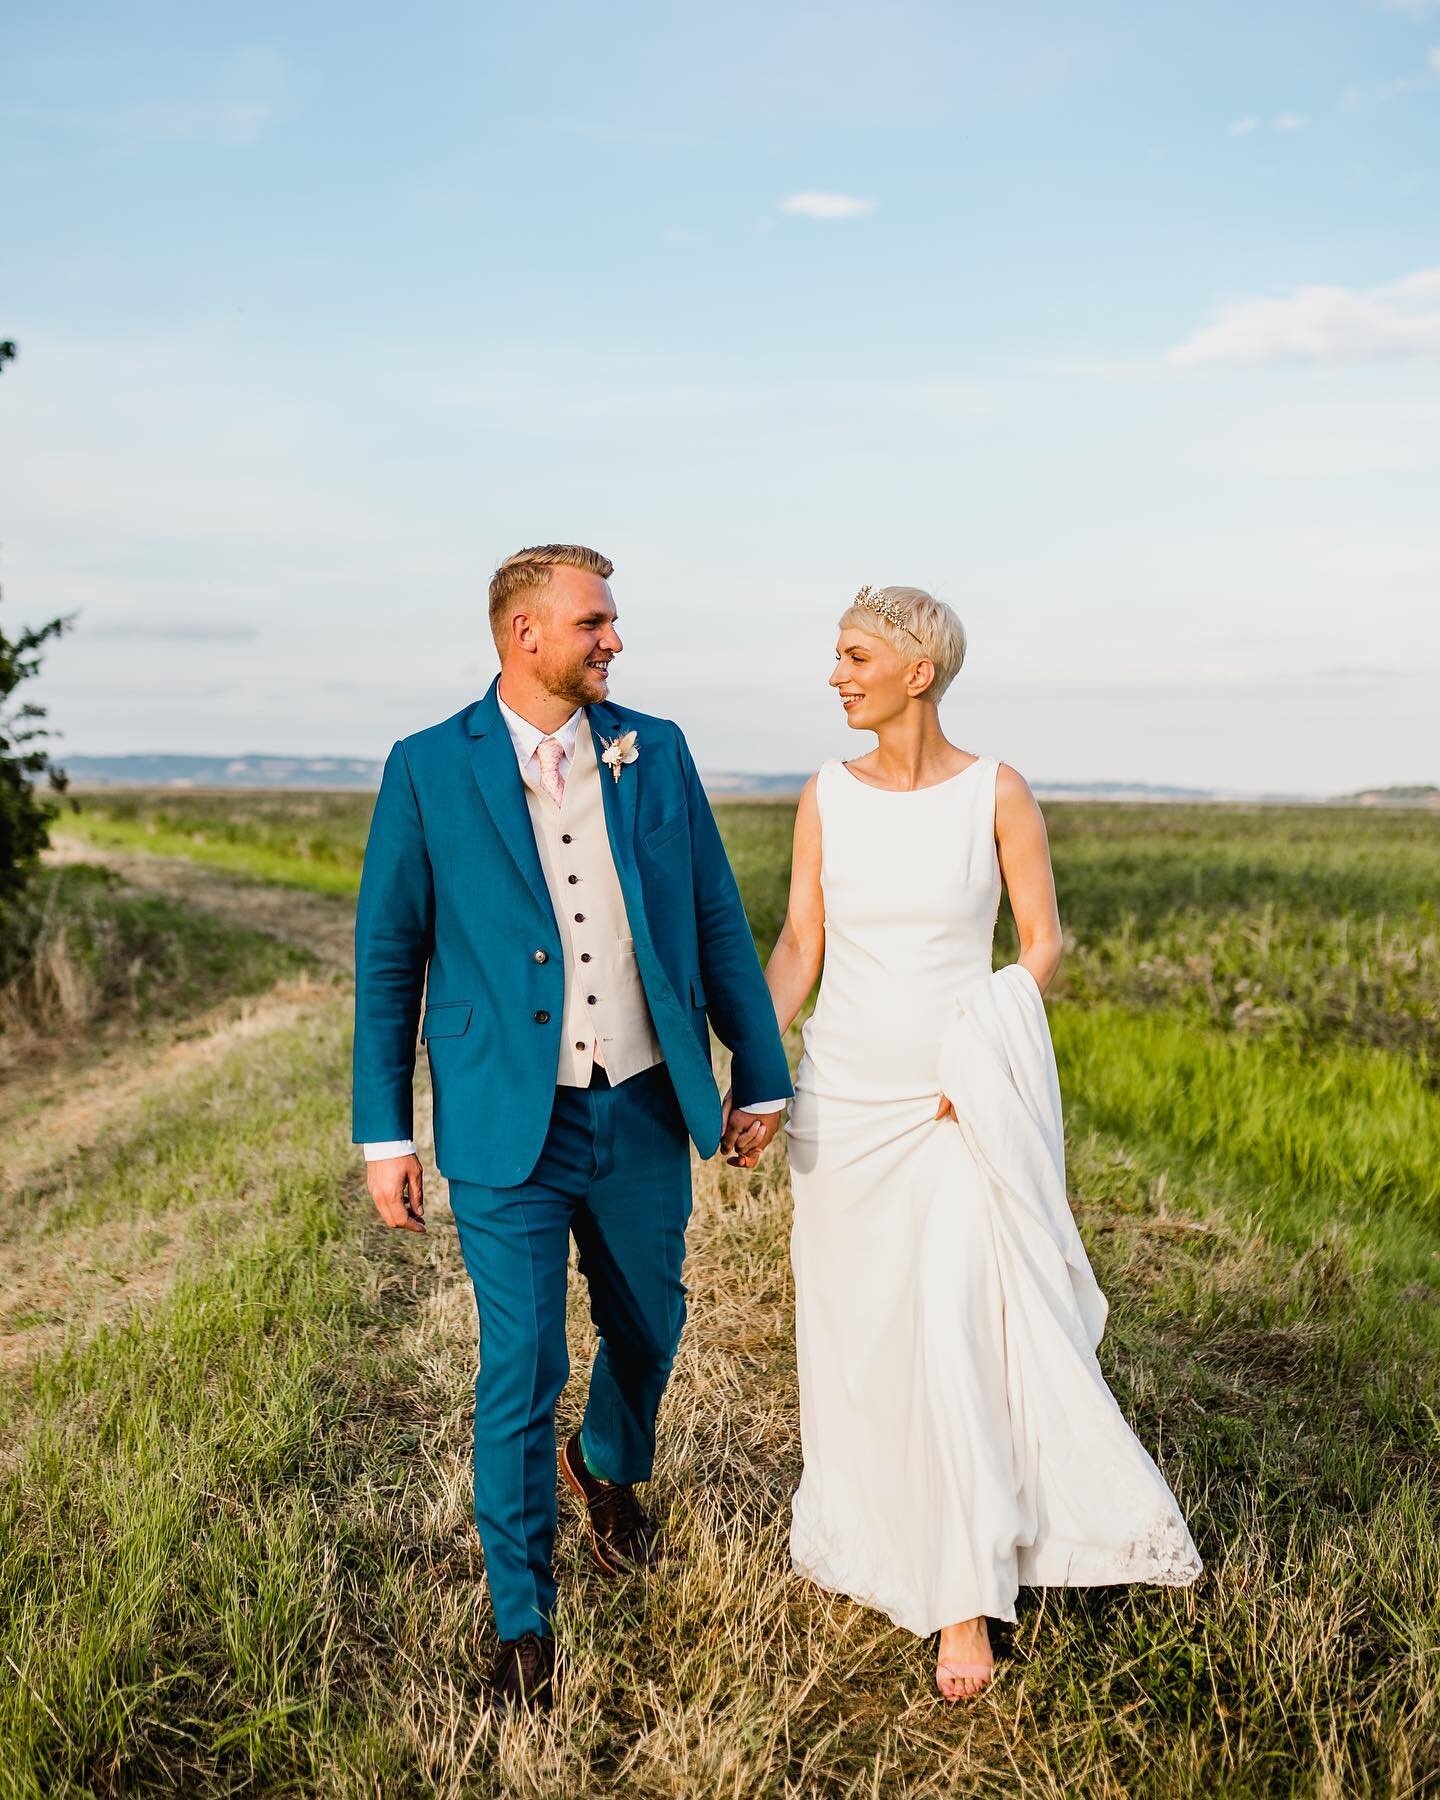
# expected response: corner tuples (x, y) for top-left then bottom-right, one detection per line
(995, 759), (1035, 800)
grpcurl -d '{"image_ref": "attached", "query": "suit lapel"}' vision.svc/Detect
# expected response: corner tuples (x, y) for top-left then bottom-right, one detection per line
(466, 681), (554, 922)
(589, 701), (638, 879)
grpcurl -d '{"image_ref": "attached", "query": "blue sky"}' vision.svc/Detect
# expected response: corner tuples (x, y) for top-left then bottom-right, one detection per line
(2, 1), (1437, 793)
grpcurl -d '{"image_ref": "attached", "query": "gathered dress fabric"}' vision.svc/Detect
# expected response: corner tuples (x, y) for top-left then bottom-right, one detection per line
(786, 756), (1201, 1636)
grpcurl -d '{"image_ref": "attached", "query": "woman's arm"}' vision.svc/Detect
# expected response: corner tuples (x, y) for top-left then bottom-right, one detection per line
(994, 763), (1063, 994)
(936, 763), (1061, 1123)
(720, 776), (825, 1165)
(764, 773), (826, 1035)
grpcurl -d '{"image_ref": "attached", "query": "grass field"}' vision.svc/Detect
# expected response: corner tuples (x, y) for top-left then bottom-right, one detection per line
(3, 790), (1437, 1796)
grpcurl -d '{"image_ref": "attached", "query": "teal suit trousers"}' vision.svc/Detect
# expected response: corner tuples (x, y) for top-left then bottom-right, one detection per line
(447, 1062), (692, 1642)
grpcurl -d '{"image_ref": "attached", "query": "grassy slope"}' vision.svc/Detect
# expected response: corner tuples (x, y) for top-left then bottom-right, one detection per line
(62, 792), (374, 896)
(5, 792), (1437, 1793)
(0, 864), (319, 1141)
(2, 863), (314, 1021)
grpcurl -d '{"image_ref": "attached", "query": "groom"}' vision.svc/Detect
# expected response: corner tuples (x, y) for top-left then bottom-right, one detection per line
(352, 543), (792, 1710)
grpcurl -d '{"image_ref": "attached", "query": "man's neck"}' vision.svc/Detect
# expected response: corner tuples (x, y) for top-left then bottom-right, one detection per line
(496, 671), (584, 734)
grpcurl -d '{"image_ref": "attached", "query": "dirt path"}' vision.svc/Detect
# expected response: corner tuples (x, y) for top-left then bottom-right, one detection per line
(1, 844), (385, 1366)
(3, 837), (361, 1186)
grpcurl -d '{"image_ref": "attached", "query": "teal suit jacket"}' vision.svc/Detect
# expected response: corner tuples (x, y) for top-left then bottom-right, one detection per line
(351, 680), (794, 1188)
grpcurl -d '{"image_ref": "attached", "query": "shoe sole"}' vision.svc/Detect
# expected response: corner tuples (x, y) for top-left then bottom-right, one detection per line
(558, 1439), (629, 1577)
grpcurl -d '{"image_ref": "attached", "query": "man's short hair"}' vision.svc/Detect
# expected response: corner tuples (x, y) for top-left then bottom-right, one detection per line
(488, 544), (614, 652)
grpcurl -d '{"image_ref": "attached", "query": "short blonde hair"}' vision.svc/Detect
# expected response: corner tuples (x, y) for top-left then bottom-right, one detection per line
(488, 543), (614, 652)
(837, 585), (967, 700)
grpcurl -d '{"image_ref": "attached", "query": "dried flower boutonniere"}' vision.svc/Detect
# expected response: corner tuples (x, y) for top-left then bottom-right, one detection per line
(599, 730), (639, 783)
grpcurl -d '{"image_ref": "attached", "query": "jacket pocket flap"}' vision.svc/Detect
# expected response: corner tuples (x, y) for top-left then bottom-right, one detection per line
(421, 1002), (472, 1041)
(643, 810), (687, 853)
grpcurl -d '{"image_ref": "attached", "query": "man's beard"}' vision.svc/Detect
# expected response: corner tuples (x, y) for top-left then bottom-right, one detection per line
(546, 658), (607, 711)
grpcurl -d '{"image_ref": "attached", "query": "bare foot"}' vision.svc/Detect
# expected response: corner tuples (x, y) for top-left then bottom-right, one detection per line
(936, 1617), (993, 1701)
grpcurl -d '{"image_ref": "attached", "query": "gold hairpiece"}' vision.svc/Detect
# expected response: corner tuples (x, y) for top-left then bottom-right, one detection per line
(853, 585), (923, 644)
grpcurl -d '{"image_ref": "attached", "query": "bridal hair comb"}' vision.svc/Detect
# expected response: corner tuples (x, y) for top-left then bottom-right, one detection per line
(854, 585), (924, 644)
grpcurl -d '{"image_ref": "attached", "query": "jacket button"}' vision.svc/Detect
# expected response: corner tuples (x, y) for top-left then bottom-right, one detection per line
(567, 874), (579, 885)
(534, 1010), (550, 1024)
(533, 950), (548, 963)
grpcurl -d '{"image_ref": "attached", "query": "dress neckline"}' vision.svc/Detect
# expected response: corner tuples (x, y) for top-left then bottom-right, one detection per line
(837, 755), (986, 796)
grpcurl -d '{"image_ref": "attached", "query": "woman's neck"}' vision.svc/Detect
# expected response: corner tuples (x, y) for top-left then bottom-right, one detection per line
(863, 706), (962, 791)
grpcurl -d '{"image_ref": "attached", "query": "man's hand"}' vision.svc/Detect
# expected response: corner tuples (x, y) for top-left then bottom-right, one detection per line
(367, 1153), (426, 1232)
(719, 1089), (783, 1169)
(934, 1093), (957, 1123)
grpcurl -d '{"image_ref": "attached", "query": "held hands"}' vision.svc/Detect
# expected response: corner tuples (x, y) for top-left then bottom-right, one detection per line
(719, 1088), (783, 1169)
(935, 1093), (957, 1123)
(367, 1153), (426, 1232)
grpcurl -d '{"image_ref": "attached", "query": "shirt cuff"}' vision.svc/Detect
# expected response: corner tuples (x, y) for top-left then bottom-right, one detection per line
(364, 1139), (416, 1160)
(735, 1098), (787, 1115)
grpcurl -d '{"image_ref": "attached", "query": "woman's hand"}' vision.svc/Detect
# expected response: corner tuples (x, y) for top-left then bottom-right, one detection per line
(934, 1093), (956, 1123)
(719, 1086), (777, 1167)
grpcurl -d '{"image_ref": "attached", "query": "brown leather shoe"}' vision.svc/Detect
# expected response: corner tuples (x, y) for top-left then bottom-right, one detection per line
(559, 1431), (660, 1575)
(488, 1633), (557, 1712)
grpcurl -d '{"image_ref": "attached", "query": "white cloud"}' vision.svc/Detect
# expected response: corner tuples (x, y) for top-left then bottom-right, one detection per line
(778, 191), (876, 220)
(1169, 268), (1440, 367)
(1227, 112), (1305, 137)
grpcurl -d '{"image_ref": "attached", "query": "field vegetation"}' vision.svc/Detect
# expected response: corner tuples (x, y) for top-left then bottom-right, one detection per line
(2, 789), (1436, 1796)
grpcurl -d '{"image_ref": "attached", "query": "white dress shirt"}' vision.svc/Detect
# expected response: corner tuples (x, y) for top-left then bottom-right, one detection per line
(364, 693), (784, 1160)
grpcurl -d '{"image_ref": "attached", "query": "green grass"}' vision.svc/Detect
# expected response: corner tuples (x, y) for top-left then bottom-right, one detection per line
(1056, 1005), (1440, 1269)
(5, 787), (1437, 1793)
(62, 792), (375, 896)
(62, 789), (1440, 1069)
(3, 1001), (1437, 1794)
(0, 863), (315, 1039)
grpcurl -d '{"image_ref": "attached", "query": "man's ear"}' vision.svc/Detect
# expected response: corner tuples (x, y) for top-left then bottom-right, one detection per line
(510, 609), (541, 654)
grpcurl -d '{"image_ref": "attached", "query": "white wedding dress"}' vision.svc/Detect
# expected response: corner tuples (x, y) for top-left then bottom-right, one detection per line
(787, 756), (1201, 1635)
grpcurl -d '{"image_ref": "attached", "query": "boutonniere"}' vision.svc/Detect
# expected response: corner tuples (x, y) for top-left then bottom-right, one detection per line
(600, 729), (639, 784)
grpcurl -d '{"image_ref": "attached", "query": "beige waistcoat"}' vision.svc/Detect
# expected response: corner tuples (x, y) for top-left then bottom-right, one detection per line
(520, 722), (664, 1087)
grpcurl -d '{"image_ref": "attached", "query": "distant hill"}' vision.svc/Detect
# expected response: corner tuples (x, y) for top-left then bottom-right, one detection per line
(1330, 784), (1440, 810)
(63, 756), (1223, 800)
(62, 754), (386, 789)
(53, 755), (1433, 806)
(61, 754), (818, 795)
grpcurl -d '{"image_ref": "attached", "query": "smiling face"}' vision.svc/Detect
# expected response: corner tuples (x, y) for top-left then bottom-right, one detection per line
(512, 565), (623, 708)
(830, 627), (928, 730)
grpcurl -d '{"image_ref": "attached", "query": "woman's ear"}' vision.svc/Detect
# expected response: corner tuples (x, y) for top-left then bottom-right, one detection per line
(908, 658), (937, 698)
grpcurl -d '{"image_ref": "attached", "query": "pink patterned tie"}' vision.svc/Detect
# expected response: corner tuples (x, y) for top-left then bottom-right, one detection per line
(536, 736), (566, 808)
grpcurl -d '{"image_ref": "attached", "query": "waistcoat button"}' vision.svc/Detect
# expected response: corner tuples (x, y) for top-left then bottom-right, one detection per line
(562, 834), (573, 844)
(580, 952), (591, 963)
(567, 874), (578, 885)
(533, 1010), (550, 1024)
(574, 913), (584, 923)
(575, 1040), (585, 1051)
(587, 994), (597, 1004)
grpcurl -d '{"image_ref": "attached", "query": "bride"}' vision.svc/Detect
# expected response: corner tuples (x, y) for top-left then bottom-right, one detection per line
(742, 584), (1201, 1701)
